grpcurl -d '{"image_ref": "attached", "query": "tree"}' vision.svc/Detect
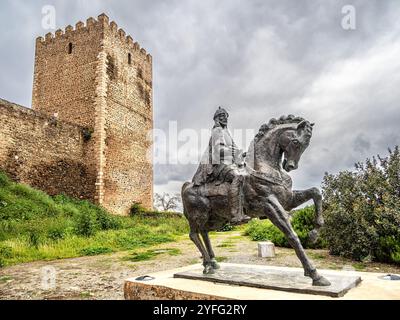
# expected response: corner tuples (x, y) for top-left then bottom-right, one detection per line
(322, 146), (400, 264)
(154, 193), (182, 212)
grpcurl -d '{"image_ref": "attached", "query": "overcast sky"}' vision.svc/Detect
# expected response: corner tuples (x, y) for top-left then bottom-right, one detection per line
(0, 0), (399, 199)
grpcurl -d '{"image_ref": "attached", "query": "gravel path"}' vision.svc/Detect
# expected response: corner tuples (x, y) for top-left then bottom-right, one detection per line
(1, 232), (399, 300)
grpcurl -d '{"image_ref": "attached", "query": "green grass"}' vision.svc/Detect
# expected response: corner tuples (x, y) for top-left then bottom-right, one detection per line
(352, 262), (367, 271)
(124, 248), (182, 262)
(0, 275), (13, 283)
(216, 241), (235, 248)
(309, 252), (326, 260)
(215, 256), (228, 263)
(0, 171), (189, 267)
(79, 292), (92, 299)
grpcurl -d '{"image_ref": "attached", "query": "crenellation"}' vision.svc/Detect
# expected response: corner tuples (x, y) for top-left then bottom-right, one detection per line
(98, 13), (110, 25)
(36, 36), (44, 44)
(45, 32), (54, 41)
(75, 21), (84, 30)
(86, 17), (97, 29)
(65, 25), (74, 33)
(126, 35), (134, 48)
(133, 42), (140, 51)
(55, 29), (64, 38)
(110, 21), (118, 33)
(118, 28), (126, 39)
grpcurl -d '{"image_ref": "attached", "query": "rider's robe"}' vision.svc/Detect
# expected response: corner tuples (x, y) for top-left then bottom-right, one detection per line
(192, 124), (240, 186)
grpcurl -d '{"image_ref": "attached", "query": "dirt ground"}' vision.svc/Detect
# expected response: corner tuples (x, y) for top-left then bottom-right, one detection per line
(1, 231), (399, 300)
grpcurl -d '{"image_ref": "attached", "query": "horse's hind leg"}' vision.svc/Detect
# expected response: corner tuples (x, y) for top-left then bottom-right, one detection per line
(201, 231), (220, 270)
(189, 228), (214, 274)
(266, 195), (331, 286)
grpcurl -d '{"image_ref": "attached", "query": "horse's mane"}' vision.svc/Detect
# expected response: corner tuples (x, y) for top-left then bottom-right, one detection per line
(255, 115), (312, 142)
(246, 115), (312, 169)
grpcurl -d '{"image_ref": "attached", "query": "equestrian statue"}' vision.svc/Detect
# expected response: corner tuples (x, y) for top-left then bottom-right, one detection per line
(182, 107), (331, 286)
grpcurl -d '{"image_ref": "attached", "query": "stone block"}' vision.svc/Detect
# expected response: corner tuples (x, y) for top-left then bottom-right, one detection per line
(258, 241), (275, 258)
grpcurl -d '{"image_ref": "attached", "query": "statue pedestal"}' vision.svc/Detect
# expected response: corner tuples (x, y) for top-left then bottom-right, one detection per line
(123, 263), (384, 300)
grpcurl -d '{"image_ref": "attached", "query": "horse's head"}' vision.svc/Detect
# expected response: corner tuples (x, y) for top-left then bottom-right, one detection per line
(279, 120), (314, 172)
(249, 115), (314, 172)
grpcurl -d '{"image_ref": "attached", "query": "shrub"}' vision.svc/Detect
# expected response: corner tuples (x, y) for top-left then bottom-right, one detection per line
(0, 244), (12, 259)
(74, 211), (99, 237)
(96, 207), (121, 230)
(244, 207), (326, 249)
(322, 146), (400, 264)
(28, 231), (41, 248)
(0, 244), (12, 268)
(0, 171), (11, 188)
(47, 227), (65, 242)
(129, 202), (147, 216)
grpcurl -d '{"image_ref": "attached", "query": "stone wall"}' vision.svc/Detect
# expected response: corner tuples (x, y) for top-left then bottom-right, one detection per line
(101, 17), (154, 214)
(0, 99), (97, 200)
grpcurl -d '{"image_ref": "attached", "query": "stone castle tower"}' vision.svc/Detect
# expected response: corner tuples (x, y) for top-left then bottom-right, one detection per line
(0, 13), (153, 215)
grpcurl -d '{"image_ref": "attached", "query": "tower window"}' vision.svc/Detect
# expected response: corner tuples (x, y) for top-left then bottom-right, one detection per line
(68, 43), (73, 54)
(106, 55), (116, 80)
(128, 53), (132, 65)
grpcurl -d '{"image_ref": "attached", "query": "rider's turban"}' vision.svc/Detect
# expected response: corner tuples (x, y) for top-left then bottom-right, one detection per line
(213, 107), (229, 120)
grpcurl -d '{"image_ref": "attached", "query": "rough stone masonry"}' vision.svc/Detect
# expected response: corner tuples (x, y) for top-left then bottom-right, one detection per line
(0, 13), (153, 215)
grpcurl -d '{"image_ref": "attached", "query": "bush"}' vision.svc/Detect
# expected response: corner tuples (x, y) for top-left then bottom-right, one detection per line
(96, 207), (121, 230)
(129, 202), (147, 216)
(47, 227), (65, 242)
(74, 211), (99, 237)
(244, 206), (326, 249)
(28, 231), (41, 248)
(322, 146), (400, 264)
(0, 244), (12, 268)
(0, 171), (11, 188)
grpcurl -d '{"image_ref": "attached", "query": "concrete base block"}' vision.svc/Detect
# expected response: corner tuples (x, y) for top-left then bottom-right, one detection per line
(124, 263), (400, 300)
(258, 242), (275, 258)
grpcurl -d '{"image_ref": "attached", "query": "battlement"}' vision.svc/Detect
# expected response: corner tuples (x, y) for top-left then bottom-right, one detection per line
(35, 13), (152, 62)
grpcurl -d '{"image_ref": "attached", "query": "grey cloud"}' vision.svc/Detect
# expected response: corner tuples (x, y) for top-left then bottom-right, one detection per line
(353, 134), (371, 153)
(1, 0), (399, 195)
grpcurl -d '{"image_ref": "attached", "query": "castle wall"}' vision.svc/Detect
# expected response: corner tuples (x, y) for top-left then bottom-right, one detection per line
(0, 99), (97, 200)
(100, 19), (154, 214)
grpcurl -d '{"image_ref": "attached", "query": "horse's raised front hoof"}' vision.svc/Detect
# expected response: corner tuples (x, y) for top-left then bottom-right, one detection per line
(210, 259), (220, 270)
(203, 264), (215, 275)
(312, 276), (331, 287)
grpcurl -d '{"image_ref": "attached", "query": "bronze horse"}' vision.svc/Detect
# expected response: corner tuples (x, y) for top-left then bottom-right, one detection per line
(181, 115), (331, 286)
